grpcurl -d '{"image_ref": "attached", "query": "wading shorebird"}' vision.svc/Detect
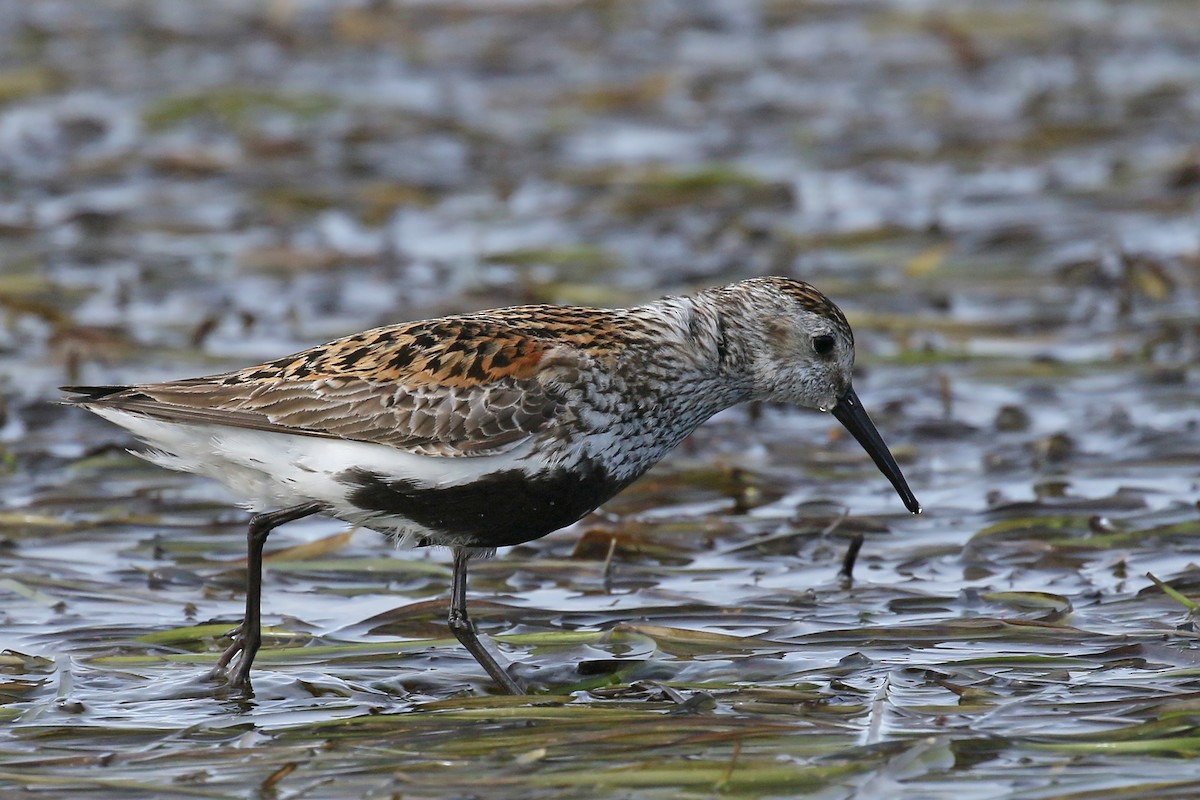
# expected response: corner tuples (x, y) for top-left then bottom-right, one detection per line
(64, 277), (920, 694)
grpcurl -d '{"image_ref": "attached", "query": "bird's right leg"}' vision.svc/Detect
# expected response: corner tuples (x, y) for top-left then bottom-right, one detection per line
(212, 501), (326, 688)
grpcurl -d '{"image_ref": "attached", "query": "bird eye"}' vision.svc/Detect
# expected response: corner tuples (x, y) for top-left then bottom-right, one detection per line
(812, 334), (835, 356)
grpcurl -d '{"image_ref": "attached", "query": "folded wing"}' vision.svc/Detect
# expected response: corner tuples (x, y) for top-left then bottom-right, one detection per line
(63, 317), (591, 457)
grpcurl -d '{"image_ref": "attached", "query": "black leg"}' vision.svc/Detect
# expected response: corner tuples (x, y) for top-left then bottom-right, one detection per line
(212, 501), (325, 688)
(447, 547), (525, 694)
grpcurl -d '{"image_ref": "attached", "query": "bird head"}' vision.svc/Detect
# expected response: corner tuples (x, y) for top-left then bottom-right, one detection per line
(725, 277), (921, 514)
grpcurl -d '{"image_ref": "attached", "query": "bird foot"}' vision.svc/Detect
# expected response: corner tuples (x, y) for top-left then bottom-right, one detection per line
(209, 624), (254, 689)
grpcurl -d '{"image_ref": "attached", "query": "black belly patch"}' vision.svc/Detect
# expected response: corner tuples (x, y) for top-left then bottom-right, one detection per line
(340, 464), (625, 548)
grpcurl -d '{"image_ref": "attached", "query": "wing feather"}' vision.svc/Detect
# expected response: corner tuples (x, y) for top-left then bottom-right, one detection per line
(64, 317), (596, 457)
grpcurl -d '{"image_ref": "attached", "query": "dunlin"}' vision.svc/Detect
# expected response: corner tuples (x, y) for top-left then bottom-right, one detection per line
(64, 277), (919, 693)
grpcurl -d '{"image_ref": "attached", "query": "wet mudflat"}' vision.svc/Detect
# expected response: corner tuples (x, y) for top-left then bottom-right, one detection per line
(2, 1), (1200, 797)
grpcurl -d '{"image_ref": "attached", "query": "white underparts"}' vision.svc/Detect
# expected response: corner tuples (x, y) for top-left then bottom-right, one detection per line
(89, 406), (543, 544)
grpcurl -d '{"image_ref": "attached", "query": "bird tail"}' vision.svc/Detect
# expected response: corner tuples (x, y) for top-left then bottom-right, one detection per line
(60, 385), (130, 403)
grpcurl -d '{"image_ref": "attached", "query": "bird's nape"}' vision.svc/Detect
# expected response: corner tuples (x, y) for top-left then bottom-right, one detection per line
(830, 387), (921, 514)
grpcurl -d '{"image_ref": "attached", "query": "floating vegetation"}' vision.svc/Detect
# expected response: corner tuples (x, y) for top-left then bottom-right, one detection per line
(142, 87), (338, 131)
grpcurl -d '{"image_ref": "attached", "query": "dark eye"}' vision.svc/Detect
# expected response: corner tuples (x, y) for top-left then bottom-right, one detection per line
(812, 334), (835, 357)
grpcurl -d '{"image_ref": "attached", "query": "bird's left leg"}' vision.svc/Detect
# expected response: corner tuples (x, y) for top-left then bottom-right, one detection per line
(446, 547), (525, 694)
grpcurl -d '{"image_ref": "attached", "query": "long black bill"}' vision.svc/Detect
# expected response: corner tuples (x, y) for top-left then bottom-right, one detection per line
(830, 387), (921, 514)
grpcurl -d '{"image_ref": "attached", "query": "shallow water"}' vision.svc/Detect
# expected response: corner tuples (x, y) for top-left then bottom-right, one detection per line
(2, 1), (1200, 797)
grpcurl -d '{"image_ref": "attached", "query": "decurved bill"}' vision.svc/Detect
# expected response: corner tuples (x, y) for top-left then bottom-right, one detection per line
(831, 387), (921, 514)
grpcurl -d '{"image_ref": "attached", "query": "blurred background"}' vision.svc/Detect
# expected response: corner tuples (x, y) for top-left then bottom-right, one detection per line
(2, 1), (1200, 798)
